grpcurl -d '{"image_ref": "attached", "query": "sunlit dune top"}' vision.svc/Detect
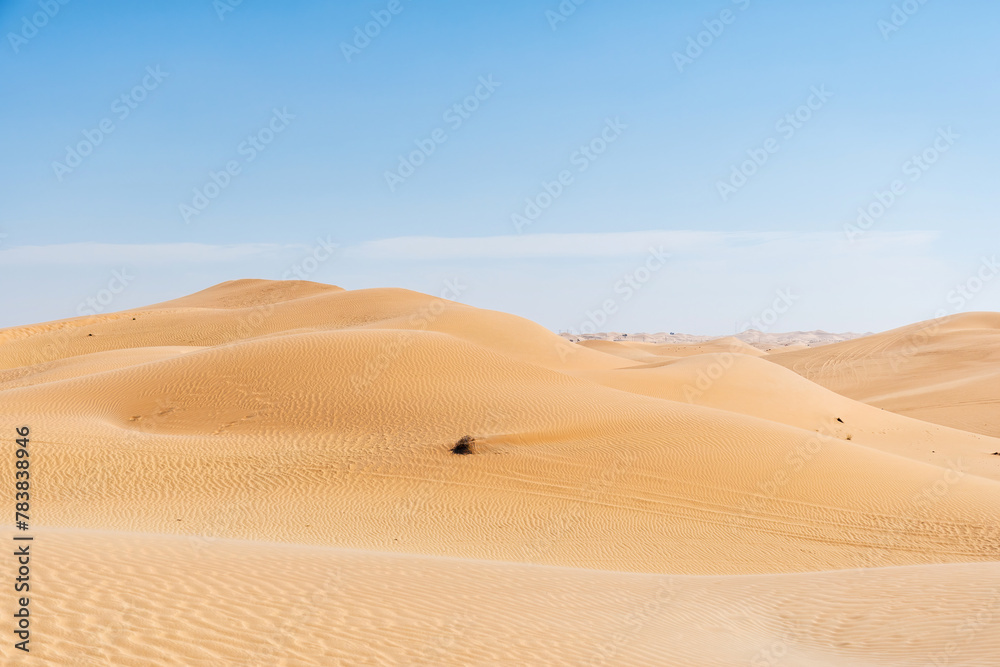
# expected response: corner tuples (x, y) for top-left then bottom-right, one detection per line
(910, 310), (1000, 333)
(147, 279), (345, 310)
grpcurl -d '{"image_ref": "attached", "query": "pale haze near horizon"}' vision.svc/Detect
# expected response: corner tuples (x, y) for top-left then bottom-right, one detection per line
(1, 0), (998, 333)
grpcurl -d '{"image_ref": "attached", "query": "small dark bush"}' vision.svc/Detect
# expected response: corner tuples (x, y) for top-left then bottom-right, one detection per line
(836, 417), (844, 423)
(452, 436), (474, 455)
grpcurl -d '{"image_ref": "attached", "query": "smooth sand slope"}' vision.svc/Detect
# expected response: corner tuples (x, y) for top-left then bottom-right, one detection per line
(8, 528), (999, 667)
(768, 312), (1000, 438)
(579, 337), (765, 363)
(573, 351), (1000, 481)
(1, 280), (998, 665)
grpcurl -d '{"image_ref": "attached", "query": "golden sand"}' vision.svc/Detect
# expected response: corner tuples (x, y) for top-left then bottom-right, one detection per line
(1, 280), (997, 665)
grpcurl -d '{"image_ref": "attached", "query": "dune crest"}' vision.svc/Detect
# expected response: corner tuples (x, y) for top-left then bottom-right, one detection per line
(2, 281), (998, 665)
(768, 311), (1000, 437)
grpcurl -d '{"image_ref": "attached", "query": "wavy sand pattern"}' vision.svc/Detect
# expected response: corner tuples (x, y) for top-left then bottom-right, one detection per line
(1, 280), (998, 665)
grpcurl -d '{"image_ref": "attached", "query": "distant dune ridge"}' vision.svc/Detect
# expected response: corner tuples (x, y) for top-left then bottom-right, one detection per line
(1, 279), (998, 665)
(768, 311), (1000, 439)
(560, 328), (870, 349)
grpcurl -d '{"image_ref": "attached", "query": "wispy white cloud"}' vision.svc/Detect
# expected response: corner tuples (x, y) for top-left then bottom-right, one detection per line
(345, 230), (941, 261)
(0, 231), (941, 266)
(0, 230), (987, 334)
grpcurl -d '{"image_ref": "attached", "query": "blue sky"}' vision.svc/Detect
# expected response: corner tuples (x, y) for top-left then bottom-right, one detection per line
(1, 0), (998, 333)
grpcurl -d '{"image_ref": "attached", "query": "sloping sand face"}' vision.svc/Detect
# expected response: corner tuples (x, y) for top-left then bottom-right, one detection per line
(768, 312), (1000, 438)
(1, 281), (997, 665)
(9, 528), (1000, 667)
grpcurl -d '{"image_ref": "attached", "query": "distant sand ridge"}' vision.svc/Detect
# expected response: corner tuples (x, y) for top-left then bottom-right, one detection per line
(1, 279), (998, 665)
(560, 328), (870, 350)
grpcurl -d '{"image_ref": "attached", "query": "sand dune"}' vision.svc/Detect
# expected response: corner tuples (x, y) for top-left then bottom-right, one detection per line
(0, 281), (623, 373)
(9, 528), (999, 667)
(1, 280), (998, 665)
(768, 312), (1000, 437)
(574, 352), (1000, 481)
(580, 337), (765, 362)
(563, 328), (868, 350)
